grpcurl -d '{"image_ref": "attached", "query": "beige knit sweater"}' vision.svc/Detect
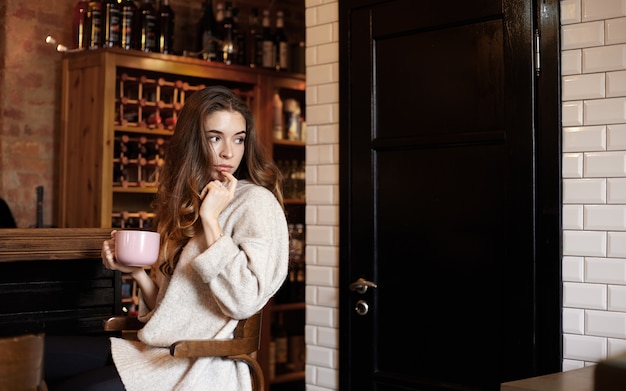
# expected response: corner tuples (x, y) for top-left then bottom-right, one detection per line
(111, 180), (289, 390)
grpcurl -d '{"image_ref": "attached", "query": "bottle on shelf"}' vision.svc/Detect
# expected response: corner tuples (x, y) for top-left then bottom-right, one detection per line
(274, 10), (289, 72)
(72, 0), (89, 50)
(246, 7), (262, 68)
(284, 98), (302, 141)
(294, 161), (306, 200)
(119, 0), (137, 50)
(232, 7), (246, 65)
(102, 0), (121, 48)
(272, 91), (283, 140)
(295, 259), (306, 302)
(261, 9), (275, 69)
(287, 223), (296, 261)
(157, 0), (175, 54)
(290, 223), (304, 263)
(137, 0), (158, 52)
(214, 2), (226, 61)
(272, 312), (289, 374)
(197, 0), (218, 61)
(291, 40), (306, 74)
(220, 1), (234, 64)
(288, 160), (304, 200)
(85, 0), (103, 49)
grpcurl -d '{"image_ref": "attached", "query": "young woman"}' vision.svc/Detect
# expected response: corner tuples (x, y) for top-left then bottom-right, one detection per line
(48, 86), (289, 391)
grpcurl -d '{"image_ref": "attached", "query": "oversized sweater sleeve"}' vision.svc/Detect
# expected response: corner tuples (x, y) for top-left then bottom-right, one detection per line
(192, 182), (290, 319)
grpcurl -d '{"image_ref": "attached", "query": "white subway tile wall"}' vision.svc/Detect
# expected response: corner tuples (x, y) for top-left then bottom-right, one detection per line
(306, 0), (340, 389)
(561, 0), (626, 372)
(305, 0), (626, 386)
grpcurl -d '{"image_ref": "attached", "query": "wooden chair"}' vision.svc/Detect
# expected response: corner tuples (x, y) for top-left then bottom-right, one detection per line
(103, 312), (265, 391)
(0, 333), (48, 391)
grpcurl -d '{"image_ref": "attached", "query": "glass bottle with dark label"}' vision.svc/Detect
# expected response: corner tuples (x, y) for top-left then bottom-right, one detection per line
(197, 0), (217, 61)
(221, 1), (234, 64)
(214, 2), (225, 62)
(119, 0), (137, 50)
(274, 10), (288, 71)
(157, 0), (175, 54)
(85, 0), (103, 49)
(102, 0), (121, 48)
(232, 6), (246, 65)
(261, 9), (274, 69)
(137, 0), (157, 52)
(246, 7), (262, 68)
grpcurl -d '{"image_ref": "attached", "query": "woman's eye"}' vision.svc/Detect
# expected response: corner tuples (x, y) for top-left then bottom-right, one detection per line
(235, 137), (245, 144)
(208, 135), (219, 142)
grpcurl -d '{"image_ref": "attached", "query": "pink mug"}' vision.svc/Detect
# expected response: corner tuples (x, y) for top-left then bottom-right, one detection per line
(115, 230), (160, 267)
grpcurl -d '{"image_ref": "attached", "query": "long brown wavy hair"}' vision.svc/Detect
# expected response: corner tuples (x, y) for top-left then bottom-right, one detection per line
(152, 85), (284, 276)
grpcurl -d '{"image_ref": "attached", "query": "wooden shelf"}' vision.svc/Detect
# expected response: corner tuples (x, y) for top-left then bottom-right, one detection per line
(272, 302), (305, 312)
(112, 187), (158, 194)
(273, 139), (305, 147)
(114, 125), (174, 136)
(271, 370), (306, 384)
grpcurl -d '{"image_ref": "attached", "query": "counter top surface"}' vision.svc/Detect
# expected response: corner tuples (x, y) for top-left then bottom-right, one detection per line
(0, 228), (111, 262)
(500, 366), (594, 391)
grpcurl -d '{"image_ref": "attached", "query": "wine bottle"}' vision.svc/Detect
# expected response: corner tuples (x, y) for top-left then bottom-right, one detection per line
(119, 0), (137, 50)
(137, 0), (158, 52)
(72, 1), (89, 50)
(246, 8), (262, 68)
(291, 223), (305, 263)
(272, 91), (283, 140)
(102, 0), (121, 48)
(220, 1), (234, 64)
(197, 0), (217, 61)
(157, 0), (175, 54)
(85, 0), (103, 49)
(274, 10), (288, 71)
(261, 9), (274, 69)
(214, 2), (225, 62)
(232, 6), (246, 65)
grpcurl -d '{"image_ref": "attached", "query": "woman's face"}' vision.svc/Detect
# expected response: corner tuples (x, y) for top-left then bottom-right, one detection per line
(204, 110), (246, 181)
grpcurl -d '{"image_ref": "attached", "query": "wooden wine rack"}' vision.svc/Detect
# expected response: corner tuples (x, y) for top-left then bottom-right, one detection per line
(58, 48), (270, 228)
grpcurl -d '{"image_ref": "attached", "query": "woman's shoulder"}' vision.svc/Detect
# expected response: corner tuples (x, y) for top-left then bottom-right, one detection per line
(237, 179), (274, 197)
(236, 180), (275, 199)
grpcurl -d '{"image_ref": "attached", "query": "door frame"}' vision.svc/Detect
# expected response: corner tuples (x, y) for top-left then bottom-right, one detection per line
(337, 0), (562, 388)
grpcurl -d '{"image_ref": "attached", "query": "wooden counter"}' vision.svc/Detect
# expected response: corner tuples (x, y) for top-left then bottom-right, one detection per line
(500, 366), (594, 391)
(0, 228), (111, 262)
(0, 228), (121, 337)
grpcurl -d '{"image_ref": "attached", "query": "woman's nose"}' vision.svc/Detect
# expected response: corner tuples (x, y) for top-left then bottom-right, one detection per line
(220, 145), (233, 158)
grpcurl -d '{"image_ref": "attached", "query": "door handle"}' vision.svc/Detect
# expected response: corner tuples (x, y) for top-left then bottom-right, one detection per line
(349, 277), (377, 294)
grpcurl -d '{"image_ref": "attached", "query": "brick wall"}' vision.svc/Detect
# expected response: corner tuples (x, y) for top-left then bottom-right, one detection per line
(0, 1), (70, 228)
(0, 0), (303, 228)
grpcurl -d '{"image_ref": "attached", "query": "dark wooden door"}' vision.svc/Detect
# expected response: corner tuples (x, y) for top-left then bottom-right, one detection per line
(338, 1), (562, 390)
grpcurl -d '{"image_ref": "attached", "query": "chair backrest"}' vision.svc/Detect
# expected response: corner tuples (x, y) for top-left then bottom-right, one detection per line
(0, 333), (47, 391)
(104, 311), (265, 391)
(169, 312), (264, 391)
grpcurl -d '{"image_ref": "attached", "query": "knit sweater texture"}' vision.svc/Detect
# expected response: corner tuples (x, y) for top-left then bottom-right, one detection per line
(110, 180), (289, 390)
